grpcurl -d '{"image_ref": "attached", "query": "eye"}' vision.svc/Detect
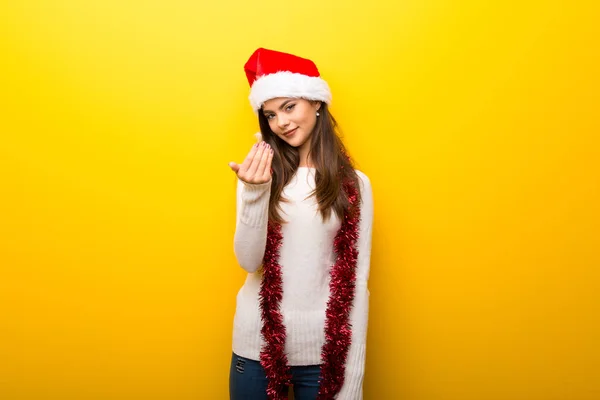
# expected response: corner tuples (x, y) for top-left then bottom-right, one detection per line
(285, 103), (296, 111)
(265, 114), (275, 120)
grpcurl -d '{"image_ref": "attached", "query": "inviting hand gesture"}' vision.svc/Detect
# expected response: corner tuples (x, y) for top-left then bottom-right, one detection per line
(228, 141), (273, 184)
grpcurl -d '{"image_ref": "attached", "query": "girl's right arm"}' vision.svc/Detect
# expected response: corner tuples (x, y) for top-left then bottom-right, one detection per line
(229, 141), (273, 273)
(233, 178), (271, 273)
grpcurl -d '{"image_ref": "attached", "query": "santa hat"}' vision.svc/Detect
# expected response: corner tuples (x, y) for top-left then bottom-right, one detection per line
(244, 48), (332, 112)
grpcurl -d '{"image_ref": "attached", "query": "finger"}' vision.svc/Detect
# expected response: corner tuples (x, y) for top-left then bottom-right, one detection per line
(256, 144), (271, 177)
(247, 143), (266, 177)
(228, 161), (240, 173)
(239, 143), (259, 173)
(261, 148), (274, 181)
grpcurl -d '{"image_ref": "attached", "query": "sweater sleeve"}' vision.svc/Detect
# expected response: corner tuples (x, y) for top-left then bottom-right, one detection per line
(336, 171), (374, 400)
(233, 178), (272, 273)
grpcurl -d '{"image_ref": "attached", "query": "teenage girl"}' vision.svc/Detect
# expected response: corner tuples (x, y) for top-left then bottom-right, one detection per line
(228, 48), (373, 400)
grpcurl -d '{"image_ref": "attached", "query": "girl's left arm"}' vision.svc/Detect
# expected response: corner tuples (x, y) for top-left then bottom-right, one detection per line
(337, 170), (374, 400)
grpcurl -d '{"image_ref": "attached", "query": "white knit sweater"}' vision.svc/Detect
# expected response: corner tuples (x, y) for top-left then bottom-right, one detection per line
(232, 167), (373, 399)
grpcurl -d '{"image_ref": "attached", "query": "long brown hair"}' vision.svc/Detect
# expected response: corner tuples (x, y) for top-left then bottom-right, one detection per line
(258, 101), (361, 224)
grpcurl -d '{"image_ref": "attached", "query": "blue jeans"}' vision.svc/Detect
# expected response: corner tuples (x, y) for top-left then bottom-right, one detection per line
(229, 352), (321, 400)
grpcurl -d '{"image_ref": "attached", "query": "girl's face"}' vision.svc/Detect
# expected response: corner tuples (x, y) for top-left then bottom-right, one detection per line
(262, 98), (321, 148)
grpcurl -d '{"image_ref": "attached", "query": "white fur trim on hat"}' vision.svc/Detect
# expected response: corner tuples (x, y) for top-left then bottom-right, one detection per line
(249, 71), (331, 112)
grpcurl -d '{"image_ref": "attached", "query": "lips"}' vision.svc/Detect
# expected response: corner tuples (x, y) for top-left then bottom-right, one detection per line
(283, 127), (298, 137)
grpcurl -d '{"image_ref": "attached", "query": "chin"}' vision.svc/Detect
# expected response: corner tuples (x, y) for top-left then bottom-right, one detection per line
(282, 139), (300, 148)
(280, 135), (307, 148)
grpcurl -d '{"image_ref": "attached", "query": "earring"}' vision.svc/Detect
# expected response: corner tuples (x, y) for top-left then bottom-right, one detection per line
(316, 112), (320, 116)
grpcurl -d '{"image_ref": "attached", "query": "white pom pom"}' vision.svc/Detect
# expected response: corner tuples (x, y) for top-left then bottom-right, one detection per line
(254, 132), (263, 143)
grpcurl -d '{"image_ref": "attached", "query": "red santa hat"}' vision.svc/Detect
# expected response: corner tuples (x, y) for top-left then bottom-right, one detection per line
(244, 48), (332, 112)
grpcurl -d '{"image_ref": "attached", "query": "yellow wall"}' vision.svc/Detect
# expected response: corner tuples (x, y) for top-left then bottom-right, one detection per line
(1, 1), (598, 399)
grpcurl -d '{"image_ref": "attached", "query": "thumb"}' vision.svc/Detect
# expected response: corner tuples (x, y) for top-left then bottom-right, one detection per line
(228, 161), (240, 173)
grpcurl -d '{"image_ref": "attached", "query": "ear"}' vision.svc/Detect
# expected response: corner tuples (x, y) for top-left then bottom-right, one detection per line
(313, 101), (322, 111)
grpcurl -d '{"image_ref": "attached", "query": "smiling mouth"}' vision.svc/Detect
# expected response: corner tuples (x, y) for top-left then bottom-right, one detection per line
(283, 127), (298, 136)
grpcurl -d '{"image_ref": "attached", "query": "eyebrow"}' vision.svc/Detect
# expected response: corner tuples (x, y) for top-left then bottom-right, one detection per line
(263, 99), (296, 114)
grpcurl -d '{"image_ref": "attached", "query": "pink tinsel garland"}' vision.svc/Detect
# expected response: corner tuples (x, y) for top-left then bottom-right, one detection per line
(259, 176), (361, 399)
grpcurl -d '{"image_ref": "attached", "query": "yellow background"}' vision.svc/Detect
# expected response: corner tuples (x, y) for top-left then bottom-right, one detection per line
(1, 1), (599, 399)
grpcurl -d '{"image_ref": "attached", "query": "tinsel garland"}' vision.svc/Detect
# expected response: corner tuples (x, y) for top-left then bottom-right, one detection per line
(259, 176), (361, 399)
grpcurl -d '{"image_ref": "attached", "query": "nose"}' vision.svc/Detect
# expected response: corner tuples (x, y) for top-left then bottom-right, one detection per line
(276, 114), (290, 130)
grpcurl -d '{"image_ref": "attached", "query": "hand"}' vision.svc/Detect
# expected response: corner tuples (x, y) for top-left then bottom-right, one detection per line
(228, 142), (273, 184)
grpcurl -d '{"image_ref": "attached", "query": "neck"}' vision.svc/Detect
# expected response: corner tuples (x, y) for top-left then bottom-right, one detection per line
(298, 141), (313, 167)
